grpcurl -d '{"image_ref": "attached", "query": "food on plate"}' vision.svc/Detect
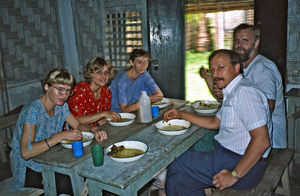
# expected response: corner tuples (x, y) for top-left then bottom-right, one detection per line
(161, 125), (188, 131)
(196, 102), (220, 110)
(152, 101), (165, 105)
(107, 144), (144, 158)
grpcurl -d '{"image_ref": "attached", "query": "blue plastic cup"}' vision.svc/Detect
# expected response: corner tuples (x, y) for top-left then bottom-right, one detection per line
(72, 141), (83, 157)
(151, 106), (159, 118)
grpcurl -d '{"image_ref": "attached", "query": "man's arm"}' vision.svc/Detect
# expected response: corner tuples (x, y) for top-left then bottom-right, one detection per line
(268, 99), (275, 113)
(164, 109), (220, 130)
(212, 125), (270, 190)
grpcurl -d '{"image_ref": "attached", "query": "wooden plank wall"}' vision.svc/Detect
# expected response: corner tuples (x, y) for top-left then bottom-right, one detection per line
(287, 0), (300, 85)
(0, 0), (64, 112)
(72, 0), (106, 69)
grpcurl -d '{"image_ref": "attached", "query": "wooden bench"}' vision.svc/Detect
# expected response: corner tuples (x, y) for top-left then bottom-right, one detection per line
(212, 148), (295, 196)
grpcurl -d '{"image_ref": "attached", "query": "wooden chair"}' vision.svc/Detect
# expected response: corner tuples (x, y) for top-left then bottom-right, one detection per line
(0, 113), (19, 162)
(0, 105), (44, 195)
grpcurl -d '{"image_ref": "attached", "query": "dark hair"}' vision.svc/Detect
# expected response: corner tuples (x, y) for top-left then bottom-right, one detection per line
(82, 57), (115, 84)
(233, 23), (260, 42)
(129, 49), (151, 62)
(209, 49), (243, 74)
(42, 68), (76, 93)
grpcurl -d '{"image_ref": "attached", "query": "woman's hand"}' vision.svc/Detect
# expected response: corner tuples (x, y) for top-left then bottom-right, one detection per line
(104, 111), (121, 121)
(63, 129), (82, 141)
(94, 129), (107, 142)
(163, 109), (181, 121)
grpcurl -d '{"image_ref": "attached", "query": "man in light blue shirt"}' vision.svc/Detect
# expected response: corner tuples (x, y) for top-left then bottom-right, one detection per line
(233, 23), (286, 148)
(164, 49), (271, 195)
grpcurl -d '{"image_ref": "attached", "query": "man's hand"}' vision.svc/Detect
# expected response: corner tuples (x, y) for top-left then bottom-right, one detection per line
(199, 67), (211, 79)
(212, 83), (223, 102)
(163, 109), (181, 121)
(150, 93), (163, 103)
(212, 169), (238, 190)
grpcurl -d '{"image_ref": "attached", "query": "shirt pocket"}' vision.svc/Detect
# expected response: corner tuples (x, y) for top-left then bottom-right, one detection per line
(219, 104), (238, 131)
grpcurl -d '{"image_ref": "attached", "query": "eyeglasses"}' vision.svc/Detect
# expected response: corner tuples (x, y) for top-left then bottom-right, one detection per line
(94, 70), (109, 76)
(49, 84), (73, 96)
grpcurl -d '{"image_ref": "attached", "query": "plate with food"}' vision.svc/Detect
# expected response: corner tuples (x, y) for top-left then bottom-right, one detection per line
(60, 132), (94, 149)
(155, 119), (191, 136)
(106, 141), (148, 162)
(152, 98), (170, 109)
(192, 100), (221, 114)
(107, 113), (136, 126)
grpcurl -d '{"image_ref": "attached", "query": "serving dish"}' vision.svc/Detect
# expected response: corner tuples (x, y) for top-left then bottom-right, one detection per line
(107, 113), (136, 126)
(191, 100), (221, 114)
(155, 119), (191, 136)
(152, 98), (170, 109)
(106, 141), (148, 162)
(60, 132), (94, 149)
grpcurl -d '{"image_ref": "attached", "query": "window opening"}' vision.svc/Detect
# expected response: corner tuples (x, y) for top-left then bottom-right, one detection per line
(105, 11), (143, 70)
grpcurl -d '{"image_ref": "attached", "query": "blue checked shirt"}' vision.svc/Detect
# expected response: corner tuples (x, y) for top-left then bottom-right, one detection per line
(215, 74), (272, 158)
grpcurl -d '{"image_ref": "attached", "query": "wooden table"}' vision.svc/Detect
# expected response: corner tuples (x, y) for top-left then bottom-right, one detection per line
(78, 106), (209, 196)
(32, 98), (188, 196)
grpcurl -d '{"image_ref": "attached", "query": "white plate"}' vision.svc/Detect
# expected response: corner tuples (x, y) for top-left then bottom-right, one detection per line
(106, 141), (148, 162)
(152, 98), (170, 109)
(60, 132), (94, 149)
(107, 113), (136, 126)
(192, 100), (221, 114)
(155, 119), (191, 136)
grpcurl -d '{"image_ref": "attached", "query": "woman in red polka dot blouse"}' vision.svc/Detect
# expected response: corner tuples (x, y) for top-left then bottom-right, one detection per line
(67, 57), (121, 133)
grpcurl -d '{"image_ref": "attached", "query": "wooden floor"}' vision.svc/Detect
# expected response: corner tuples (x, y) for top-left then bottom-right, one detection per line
(1, 160), (300, 196)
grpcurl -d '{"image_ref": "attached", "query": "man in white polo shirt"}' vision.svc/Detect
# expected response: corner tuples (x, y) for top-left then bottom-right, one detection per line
(164, 49), (272, 195)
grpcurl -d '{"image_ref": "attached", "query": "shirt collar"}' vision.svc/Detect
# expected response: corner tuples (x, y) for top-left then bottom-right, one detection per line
(222, 74), (243, 97)
(243, 55), (260, 76)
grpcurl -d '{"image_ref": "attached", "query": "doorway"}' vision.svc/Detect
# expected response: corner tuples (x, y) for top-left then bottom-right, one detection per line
(184, 7), (254, 102)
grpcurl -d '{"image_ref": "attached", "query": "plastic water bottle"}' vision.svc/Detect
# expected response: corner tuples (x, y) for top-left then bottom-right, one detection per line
(138, 91), (152, 123)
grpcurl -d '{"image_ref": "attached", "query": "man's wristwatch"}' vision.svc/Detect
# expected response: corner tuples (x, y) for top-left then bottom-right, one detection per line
(231, 170), (240, 180)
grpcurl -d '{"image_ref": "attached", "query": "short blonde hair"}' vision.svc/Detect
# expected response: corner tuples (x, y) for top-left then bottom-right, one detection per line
(42, 68), (75, 93)
(82, 57), (115, 84)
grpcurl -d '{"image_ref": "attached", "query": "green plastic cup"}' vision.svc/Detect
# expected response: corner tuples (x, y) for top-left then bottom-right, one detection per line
(91, 144), (104, 167)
